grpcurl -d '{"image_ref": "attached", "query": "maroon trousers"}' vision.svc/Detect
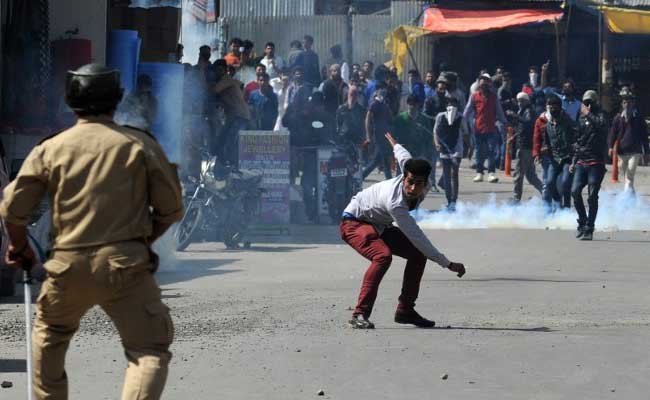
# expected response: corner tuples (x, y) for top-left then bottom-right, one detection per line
(339, 219), (426, 318)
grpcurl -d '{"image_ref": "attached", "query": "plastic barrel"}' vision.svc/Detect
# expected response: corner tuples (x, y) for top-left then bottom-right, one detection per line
(107, 30), (141, 94)
(137, 62), (184, 163)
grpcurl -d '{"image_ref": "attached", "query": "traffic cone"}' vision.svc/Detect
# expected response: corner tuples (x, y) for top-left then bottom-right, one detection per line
(611, 140), (619, 183)
(504, 126), (514, 177)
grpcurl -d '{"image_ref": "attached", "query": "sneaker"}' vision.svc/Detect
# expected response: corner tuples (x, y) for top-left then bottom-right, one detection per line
(348, 315), (375, 329)
(473, 173), (484, 182)
(580, 228), (593, 241)
(488, 173), (499, 183)
(446, 203), (456, 212)
(575, 220), (586, 239)
(394, 309), (435, 328)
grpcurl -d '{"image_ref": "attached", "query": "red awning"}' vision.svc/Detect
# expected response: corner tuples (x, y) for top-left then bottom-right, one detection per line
(423, 7), (564, 34)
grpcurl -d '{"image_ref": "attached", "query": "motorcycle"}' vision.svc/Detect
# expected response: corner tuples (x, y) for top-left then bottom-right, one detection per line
(322, 137), (362, 224)
(174, 153), (264, 251)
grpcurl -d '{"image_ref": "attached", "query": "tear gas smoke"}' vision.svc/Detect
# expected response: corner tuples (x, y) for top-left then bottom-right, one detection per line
(414, 191), (650, 231)
(153, 228), (181, 271)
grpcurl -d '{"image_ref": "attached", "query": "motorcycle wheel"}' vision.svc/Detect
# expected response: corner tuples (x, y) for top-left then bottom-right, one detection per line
(174, 201), (202, 251)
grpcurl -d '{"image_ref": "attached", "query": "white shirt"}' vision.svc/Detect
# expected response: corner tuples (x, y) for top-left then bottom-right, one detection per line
(344, 144), (451, 268)
(270, 77), (289, 131)
(260, 56), (285, 79)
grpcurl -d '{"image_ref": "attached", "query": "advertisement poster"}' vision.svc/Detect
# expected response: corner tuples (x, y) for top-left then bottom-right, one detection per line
(239, 130), (290, 226)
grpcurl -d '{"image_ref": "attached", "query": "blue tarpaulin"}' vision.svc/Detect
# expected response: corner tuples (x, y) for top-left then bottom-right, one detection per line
(138, 62), (184, 162)
(107, 30), (141, 94)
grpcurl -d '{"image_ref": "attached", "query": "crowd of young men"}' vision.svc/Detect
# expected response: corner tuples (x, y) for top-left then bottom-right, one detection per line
(175, 34), (648, 238)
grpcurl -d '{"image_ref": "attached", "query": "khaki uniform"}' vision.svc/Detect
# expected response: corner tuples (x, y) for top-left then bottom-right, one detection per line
(0, 116), (183, 400)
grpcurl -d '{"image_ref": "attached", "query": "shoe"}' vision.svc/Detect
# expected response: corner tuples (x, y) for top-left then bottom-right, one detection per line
(348, 315), (375, 329)
(508, 198), (520, 205)
(394, 309), (436, 328)
(575, 220), (586, 239)
(488, 173), (499, 183)
(446, 203), (456, 212)
(580, 228), (593, 241)
(473, 173), (483, 182)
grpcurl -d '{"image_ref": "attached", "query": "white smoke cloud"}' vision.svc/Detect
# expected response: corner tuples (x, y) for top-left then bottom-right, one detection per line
(414, 190), (650, 231)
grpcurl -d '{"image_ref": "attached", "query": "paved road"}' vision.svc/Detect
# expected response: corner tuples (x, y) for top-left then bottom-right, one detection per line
(2, 163), (650, 399)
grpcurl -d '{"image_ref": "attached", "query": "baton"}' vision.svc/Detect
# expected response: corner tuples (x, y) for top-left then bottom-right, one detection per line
(23, 268), (34, 400)
(9, 246), (35, 400)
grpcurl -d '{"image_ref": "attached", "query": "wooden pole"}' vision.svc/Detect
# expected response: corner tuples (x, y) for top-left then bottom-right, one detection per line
(504, 126), (514, 177)
(405, 40), (420, 77)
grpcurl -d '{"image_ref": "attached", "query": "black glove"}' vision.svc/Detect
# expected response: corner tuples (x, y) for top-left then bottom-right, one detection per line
(448, 262), (466, 278)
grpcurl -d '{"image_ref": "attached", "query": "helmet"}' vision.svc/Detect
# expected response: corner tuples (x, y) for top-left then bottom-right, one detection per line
(65, 64), (123, 114)
(582, 90), (599, 104)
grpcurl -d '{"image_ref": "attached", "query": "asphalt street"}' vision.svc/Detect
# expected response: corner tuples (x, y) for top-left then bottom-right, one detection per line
(2, 161), (650, 399)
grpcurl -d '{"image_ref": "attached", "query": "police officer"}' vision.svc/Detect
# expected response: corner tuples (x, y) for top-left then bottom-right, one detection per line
(0, 64), (183, 399)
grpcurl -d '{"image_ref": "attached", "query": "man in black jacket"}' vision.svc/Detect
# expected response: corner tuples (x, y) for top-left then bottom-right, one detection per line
(336, 86), (365, 144)
(608, 91), (649, 193)
(543, 94), (578, 210)
(571, 90), (608, 240)
(507, 92), (543, 203)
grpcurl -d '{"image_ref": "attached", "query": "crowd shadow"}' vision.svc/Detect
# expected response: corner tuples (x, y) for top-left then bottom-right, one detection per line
(0, 358), (26, 373)
(252, 225), (344, 245)
(157, 258), (240, 286)
(1, 259), (241, 303)
(189, 245), (320, 253)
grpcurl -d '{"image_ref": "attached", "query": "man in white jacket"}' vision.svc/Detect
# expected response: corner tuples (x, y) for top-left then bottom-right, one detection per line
(340, 133), (466, 329)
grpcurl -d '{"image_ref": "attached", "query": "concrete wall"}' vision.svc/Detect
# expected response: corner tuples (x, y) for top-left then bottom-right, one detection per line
(49, 0), (107, 64)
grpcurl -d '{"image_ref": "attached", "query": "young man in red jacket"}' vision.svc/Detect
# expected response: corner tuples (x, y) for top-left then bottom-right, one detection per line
(533, 98), (551, 189)
(463, 74), (507, 183)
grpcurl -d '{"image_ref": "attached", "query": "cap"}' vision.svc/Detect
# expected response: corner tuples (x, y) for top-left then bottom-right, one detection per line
(582, 90), (599, 104)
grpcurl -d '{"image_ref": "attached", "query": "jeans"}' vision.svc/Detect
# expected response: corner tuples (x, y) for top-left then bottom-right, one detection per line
(363, 145), (392, 180)
(571, 163), (606, 228)
(430, 148), (439, 187)
(215, 116), (248, 166)
(543, 158), (573, 209)
(513, 149), (543, 201)
(475, 132), (498, 174)
(441, 158), (460, 205)
(340, 220), (426, 318)
(541, 155), (552, 182)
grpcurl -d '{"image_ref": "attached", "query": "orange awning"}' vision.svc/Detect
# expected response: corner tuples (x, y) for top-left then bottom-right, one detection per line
(423, 7), (564, 34)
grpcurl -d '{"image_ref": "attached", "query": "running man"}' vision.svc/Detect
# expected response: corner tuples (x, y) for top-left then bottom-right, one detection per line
(340, 133), (466, 329)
